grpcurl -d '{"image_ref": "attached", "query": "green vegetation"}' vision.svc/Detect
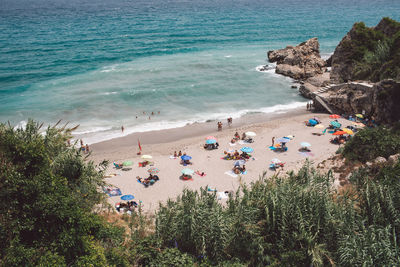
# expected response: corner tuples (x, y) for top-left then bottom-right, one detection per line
(344, 17), (400, 82)
(342, 123), (400, 162)
(2, 120), (400, 266)
(0, 120), (128, 266)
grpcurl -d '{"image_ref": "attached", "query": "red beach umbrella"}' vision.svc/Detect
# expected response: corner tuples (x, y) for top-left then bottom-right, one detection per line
(329, 114), (341, 119)
(333, 131), (347, 135)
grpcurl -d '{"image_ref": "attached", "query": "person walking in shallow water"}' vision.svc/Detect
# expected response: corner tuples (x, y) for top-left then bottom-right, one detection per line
(121, 126), (124, 133)
(217, 121), (222, 131)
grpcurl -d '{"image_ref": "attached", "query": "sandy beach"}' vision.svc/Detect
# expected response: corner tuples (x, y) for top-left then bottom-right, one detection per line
(90, 108), (355, 213)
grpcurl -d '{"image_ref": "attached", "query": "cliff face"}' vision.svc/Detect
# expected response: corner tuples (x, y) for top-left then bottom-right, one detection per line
(330, 17), (400, 83)
(313, 80), (400, 124)
(267, 38), (326, 80)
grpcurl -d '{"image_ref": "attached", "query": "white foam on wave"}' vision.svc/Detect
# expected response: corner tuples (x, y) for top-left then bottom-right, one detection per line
(14, 120), (27, 130)
(224, 55), (232, 58)
(100, 91), (118, 96)
(255, 63), (276, 73)
(75, 101), (307, 144)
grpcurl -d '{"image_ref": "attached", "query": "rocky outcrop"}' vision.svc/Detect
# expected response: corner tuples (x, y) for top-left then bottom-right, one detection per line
(312, 79), (400, 124)
(330, 17), (400, 83)
(329, 25), (358, 83)
(299, 72), (330, 99)
(267, 38), (326, 80)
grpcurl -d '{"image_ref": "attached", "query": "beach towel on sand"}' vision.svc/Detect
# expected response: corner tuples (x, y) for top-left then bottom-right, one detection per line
(169, 155), (177, 159)
(224, 171), (238, 177)
(104, 188), (122, 197)
(229, 142), (237, 146)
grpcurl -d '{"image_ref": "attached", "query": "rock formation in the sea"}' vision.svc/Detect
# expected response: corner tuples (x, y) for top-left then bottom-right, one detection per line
(267, 38), (326, 80)
(330, 17), (400, 83)
(312, 79), (400, 124)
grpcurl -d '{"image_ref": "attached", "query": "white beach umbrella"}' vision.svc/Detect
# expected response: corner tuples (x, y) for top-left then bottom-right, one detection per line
(245, 131), (256, 137)
(141, 155), (152, 159)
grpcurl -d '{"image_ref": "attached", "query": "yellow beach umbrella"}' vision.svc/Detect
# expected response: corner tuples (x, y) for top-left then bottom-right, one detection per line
(343, 128), (354, 135)
(314, 124), (325, 129)
(141, 155), (152, 159)
(355, 114), (364, 119)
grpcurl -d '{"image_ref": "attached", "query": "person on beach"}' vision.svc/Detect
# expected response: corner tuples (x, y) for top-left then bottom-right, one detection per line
(151, 112), (154, 116)
(85, 144), (90, 153)
(306, 103), (309, 110)
(234, 132), (240, 140)
(227, 117), (232, 127)
(149, 116), (151, 120)
(174, 151), (177, 158)
(272, 137), (275, 146)
(158, 111), (160, 114)
(217, 122), (222, 131)
(121, 126), (124, 133)
(178, 151), (182, 156)
(241, 132), (246, 140)
(80, 139), (84, 147)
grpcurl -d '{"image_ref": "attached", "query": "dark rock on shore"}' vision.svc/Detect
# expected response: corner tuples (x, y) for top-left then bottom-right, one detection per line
(267, 38), (326, 80)
(312, 79), (400, 124)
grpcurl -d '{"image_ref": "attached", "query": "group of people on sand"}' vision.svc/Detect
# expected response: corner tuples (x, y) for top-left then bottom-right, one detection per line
(233, 164), (246, 174)
(137, 173), (160, 187)
(173, 151), (183, 158)
(230, 132), (253, 144)
(116, 201), (138, 213)
(223, 150), (250, 160)
(216, 117), (233, 131)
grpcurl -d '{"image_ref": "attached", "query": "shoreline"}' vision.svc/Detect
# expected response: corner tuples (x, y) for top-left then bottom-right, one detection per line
(90, 106), (309, 162)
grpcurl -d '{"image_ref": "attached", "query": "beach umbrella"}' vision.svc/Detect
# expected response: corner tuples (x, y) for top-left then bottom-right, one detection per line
(276, 137), (289, 143)
(206, 139), (217, 144)
(181, 155), (192, 161)
(308, 119), (318, 126)
(240, 147), (254, 153)
(206, 136), (216, 140)
(122, 160), (133, 166)
(333, 131), (347, 136)
(355, 114), (364, 119)
(330, 114), (340, 119)
(285, 135), (294, 139)
(271, 158), (281, 164)
(314, 124), (325, 129)
(343, 128), (354, 135)
(181, 168), (194, 175)
(121, 194), (134, 201)
(330, 121), (342, 128)
(147, 167), (160, 174)
(141, 155), (152, 159)
(245, 131), (256, 137)
(234, 160), (246, 166)
(300, 142), (311, 147)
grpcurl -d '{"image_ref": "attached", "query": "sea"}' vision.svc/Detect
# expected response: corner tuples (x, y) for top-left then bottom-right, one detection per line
(1, 0), (400, 144)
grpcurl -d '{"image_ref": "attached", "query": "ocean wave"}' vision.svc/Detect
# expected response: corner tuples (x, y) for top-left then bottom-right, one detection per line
(255, 64), (275, 73)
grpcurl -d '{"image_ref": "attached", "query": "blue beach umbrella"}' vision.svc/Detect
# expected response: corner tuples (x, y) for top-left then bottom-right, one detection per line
(276, 138), (289, 143)
(206, 139), (217, 144)
(240, 147), (254, 153)
(121, 194), (134, 201)
(330, 121), (342, 128)
(181, 155), (192, 161)
(308, 119), (318, 126)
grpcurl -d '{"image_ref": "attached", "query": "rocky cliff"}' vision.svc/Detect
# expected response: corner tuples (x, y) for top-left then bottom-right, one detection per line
(312, 80), (400, 124)
(267, 38), (326, 80)
(330, 17), (400, 83)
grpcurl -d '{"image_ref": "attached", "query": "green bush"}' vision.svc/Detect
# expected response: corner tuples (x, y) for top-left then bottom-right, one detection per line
(0, 120), (127, 266)
(342, 125), (400, 162)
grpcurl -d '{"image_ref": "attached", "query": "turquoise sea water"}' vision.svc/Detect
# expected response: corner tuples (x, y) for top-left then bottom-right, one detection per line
(1, 0), (400, 143)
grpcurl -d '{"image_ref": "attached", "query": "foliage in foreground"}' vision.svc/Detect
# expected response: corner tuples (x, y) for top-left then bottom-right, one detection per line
(342, 123), (400, 163)
(0, 120), (127, 266)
